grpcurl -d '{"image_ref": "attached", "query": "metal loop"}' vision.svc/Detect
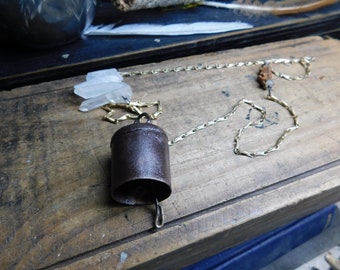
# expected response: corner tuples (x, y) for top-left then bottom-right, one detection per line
(154, 197), (164, 229)
(134, 112), (152, 124)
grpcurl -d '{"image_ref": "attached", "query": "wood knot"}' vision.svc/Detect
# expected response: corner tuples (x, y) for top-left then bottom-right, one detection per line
(258, 64), (273, 90)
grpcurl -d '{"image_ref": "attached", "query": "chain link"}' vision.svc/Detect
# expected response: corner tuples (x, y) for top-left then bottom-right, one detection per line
(120, 56), (314, 80)
(106, 56), (314, 157)
(168, 98), (265, 145)
(164, 57), (312, 156)
(102, 100), (162, 123)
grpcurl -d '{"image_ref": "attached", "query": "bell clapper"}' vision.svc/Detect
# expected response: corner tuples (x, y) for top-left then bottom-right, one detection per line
(154, 197), (165, 229)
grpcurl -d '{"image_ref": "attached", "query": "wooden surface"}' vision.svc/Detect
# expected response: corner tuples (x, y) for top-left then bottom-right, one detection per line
(0, 36), (340, 269)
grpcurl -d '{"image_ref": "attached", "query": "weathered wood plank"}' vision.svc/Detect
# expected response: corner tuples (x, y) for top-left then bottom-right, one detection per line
(0, 36), (339, 269)
(57, 163), (340, 270)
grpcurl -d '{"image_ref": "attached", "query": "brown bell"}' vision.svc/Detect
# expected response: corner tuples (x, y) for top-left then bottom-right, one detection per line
(110, 113), (171, 206)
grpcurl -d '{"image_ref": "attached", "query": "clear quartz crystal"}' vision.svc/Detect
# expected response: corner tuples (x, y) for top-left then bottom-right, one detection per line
(74, 68), (124, 99)
(74, 81), (129, 99)
(78, 84), (132, 112)
(86, 68), (123, 81)
(74, 68), (133, 112)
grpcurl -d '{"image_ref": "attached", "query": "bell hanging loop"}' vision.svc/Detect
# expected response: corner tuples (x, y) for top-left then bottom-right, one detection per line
(134, 112), (152, 124)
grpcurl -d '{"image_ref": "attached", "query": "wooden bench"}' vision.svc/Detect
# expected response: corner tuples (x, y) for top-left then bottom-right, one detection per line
(0, 36), (339, 269)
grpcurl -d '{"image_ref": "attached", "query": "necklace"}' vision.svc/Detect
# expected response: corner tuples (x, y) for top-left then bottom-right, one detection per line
(103, 56), (314, 157)
(100, 56), (314, 228)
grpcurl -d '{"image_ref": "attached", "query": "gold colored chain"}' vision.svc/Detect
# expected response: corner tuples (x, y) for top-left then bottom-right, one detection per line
(120, 56), (314, 79)
(104, 56), (314, 157)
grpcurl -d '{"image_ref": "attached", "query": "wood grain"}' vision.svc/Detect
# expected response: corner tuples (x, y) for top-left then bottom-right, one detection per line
(0, 36), (339, 269)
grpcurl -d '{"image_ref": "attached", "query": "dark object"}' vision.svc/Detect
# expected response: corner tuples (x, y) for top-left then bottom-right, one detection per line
(1, 2), (340, 89)
(184, 205), (338, 270)
(0, 0), (96, 48)
(110, 113), (171, 205)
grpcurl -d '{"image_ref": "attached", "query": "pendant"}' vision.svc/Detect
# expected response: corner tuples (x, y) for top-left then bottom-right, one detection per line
(110, 113), (171, 228)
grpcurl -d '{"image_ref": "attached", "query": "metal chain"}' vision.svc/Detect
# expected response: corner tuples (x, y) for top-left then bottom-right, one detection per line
(168, 98), (265, 146)
(120, 56), (314, 80)
(167, 90), (299, 157)
(164, 57), (312, 156)
(102, 100), (162, 123)
(105, 56), (314, 157)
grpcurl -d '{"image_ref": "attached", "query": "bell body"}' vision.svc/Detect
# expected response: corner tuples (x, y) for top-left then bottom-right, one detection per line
(111, 121), (171, 205)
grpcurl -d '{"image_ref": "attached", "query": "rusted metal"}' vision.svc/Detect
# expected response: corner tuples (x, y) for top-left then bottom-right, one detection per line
(110, 113), (171, 205)
(258, 63), (273, 90)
